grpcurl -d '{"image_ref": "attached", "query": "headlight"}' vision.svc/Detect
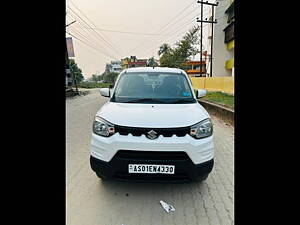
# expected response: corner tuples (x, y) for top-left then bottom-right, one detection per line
(93, 117), (115, 137)
(190, 118), (213, 139)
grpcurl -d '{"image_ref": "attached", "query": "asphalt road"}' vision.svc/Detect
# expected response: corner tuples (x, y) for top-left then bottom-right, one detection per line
(66, 89), (234, 225)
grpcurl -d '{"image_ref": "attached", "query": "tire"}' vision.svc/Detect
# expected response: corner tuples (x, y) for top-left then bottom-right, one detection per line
(96, 172), (108, 181)
(100, 178), (108, 183)
(201, 174), (209, 181)
(194, 174), (209, 183)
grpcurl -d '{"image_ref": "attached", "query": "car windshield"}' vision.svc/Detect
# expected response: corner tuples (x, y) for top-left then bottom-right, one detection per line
(110, 72), (196, 104)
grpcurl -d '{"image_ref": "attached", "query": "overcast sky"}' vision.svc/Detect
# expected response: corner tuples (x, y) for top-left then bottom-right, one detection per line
(66, 0), (214, 79)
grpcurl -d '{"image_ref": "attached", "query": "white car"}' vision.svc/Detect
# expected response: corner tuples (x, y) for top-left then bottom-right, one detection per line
(90, 67), (214, 182)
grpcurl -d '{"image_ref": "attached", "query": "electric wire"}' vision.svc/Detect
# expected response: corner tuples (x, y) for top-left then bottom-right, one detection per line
(67, 32), (119, 60)
(155, 0), (196, 34)
(128, 8), (208, 57)
(69, 1), (126, 57)
(69, 0), (122, 55)
(71, 27), (171, 36)
(68, 5), (122, 57)
(126, 0), (202, 56)
(67, 11), (121, 59)
(141, 9), (210, 58)
(68, 25), (123, 62)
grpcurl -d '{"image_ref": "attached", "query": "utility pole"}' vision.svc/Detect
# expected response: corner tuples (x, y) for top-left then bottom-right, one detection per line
(200, 1), (203, 77)
(197, 1), (218, 77)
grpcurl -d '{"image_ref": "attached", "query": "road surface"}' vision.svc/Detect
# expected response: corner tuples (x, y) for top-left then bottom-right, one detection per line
(66, 89), (234, 225)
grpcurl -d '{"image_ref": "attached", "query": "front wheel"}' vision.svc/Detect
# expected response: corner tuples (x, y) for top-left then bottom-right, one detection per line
(96, 172), (108, 181)
(201, 174), (209, 181)
(194, 174), (209, 182)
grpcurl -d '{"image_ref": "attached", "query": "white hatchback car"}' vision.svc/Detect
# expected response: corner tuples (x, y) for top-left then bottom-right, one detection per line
(90, 67), (214, 182)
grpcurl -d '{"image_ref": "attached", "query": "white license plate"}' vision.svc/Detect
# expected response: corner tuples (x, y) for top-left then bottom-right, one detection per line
(128, 164), (175, 174)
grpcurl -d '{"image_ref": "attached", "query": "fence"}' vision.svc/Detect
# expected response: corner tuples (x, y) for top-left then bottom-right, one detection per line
(191, 77), (234, 94)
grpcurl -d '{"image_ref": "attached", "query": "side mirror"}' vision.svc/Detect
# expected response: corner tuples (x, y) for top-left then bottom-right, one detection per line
(197, 89), (206, 98)
(99, 88), (110, 97)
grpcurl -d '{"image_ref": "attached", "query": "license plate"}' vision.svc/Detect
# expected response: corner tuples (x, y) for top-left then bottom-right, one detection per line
(128, 164), (175, 174)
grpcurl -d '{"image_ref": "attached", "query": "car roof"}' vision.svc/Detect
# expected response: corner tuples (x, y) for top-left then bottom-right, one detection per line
(123, 67), (185, 74)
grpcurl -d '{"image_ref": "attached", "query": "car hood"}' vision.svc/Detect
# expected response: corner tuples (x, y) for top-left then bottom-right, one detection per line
(96, 102), (210, 128)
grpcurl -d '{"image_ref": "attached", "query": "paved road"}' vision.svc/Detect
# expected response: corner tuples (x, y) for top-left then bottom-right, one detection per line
(66, 89), (234, 225)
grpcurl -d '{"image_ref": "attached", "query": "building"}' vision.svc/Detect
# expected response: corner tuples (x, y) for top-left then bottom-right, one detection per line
(121, 57), (130, 70)
(110, 60), (122, 73)
(121, 56), (147, 69)
(128, 60), (147, 68)
(206, 0), (234, 77)
(184, 60), (206, 77)
(105, 60), (122, 74)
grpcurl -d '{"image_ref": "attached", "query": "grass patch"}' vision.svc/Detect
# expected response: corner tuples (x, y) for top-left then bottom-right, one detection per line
(202, 91), (234, 109)
(76, 82), (112, 89)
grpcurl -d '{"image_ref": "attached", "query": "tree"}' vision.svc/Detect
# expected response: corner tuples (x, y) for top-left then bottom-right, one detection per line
(103, 72), (119, 84)
(69, 59), (84, 83)
(158, 25), (200, 69)
(147, 57), (158, 67)
(157, 43), (171, 56)
(91, 74), (100, 82)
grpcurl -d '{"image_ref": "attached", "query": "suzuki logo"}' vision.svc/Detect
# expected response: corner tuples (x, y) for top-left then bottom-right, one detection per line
(147, 130), (158, 140)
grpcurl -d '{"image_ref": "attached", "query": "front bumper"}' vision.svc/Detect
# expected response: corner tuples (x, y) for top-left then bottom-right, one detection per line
(90, 133), (214, 165)
(90, 153), (214, 183)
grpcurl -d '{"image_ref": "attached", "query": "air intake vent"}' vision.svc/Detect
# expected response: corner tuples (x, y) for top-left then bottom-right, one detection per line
(114, 150), (190, 161)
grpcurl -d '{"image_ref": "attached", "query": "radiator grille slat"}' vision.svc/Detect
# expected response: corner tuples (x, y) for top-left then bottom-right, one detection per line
(114, 125), (190, 137)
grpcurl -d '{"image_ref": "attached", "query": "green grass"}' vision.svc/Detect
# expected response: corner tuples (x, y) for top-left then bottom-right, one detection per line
(76, 82), (112, 89)
(202, 91), (234, 109)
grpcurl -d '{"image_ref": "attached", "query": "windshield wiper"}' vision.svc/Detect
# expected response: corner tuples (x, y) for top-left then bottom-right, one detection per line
(121, 98), (166, 103)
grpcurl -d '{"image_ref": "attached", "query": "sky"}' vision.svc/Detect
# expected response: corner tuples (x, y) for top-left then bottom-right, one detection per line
(66, 0), (214, 79)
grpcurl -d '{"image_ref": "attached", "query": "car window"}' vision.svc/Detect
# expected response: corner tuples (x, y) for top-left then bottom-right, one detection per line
(111, 72), (196, 104)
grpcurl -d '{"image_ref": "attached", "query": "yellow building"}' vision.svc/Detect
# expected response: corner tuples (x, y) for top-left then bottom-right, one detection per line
(121, 57), (130, 70)
(121, 56), (147, 69)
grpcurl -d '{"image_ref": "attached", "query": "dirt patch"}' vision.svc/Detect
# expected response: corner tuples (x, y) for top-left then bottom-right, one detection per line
(66, 89), (90, 99)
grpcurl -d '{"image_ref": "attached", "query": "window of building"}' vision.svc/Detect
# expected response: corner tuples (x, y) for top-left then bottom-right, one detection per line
(194, 65), (200, 70)
(225, 2), (234, 24)
(227, 11), (234, 23)
(185, 65), (193, 70)
(224, 22), (234, 43)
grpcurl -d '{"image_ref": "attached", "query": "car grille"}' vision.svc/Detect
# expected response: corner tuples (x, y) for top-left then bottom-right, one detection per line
(114, 125), (191, 137)
(114, 150), (190, 161)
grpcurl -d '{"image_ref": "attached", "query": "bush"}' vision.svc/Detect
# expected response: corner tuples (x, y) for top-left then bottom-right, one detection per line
(76, 82), (112, 89)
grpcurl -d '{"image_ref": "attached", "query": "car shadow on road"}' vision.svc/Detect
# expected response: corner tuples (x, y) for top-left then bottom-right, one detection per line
(97, 179), (206, 201)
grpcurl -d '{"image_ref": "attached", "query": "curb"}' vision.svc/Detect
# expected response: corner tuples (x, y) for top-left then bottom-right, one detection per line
(198, 99), (234, 126)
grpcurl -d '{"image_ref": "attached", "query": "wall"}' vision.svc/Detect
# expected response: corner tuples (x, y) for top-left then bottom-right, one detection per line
(191, 77), (234, 94)
(198, 99), (234, 125)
